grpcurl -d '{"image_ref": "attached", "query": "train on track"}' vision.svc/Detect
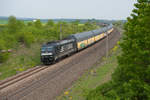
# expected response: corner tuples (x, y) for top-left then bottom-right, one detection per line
(40, 24), (114, 65)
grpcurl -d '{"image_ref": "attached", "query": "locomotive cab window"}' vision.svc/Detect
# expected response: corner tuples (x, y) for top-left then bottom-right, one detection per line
(41, 46), (54, 52)
(47, 47), (53, 52)
(41, 47), (46, 52)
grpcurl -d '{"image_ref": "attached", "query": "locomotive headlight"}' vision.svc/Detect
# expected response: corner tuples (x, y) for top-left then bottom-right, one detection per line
(41, 52), (53, 56)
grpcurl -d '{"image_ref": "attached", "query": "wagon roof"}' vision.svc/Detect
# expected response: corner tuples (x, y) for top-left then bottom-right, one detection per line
(71, 28), (105, 41)
(70, 31), (94, 42)
(69, 24), (113, 42)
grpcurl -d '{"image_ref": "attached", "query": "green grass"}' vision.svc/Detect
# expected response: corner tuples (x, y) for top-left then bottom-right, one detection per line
(78, 24), (84, 26)
(0, 43), (42, 80)
(56, 45), (120, 100)
(0, 19), (46, 25)
(0, 20), (8, 24)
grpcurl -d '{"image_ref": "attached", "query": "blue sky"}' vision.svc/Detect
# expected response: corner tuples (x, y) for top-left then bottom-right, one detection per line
(0, 0), (136, 20)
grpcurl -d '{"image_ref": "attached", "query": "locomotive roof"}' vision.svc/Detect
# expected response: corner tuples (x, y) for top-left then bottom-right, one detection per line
(45, 38), (75, 46)
(59, 39), (75, 45)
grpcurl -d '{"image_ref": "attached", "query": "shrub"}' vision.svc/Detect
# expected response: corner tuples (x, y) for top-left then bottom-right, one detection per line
(16, 31), (35, 47)
(0, 53), (10, 63)
(0, 39), (6, 50)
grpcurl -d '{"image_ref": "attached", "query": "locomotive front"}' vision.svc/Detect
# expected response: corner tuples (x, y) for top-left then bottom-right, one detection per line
(40, 44), (56, 64)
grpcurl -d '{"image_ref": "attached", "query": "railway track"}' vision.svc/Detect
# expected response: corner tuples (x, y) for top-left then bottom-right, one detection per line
(0, 66), (48, 90)
(0, 28), (121, 100)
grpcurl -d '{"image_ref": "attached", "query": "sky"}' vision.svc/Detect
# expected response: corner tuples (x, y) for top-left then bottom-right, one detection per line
(0, 0), (137, 20)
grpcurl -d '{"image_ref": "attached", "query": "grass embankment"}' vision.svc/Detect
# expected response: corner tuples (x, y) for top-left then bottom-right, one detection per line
(0, 43), (42, 80)
(57, 45), (120, 100)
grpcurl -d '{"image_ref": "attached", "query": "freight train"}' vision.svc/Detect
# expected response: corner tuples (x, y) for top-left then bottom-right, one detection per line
(41, 24), (114, 65)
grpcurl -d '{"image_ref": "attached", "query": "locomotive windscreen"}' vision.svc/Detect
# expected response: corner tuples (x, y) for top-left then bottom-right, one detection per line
(41, 46), (54, 52)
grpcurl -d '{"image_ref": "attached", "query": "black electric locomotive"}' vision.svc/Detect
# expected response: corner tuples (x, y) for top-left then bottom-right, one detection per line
(41, 38), (77, 64)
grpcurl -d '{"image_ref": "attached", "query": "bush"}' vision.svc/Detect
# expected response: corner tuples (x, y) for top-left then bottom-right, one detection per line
(0, 39), (6, 50)
(0, 53), (10, 63)
(0, 39), (9, 63)
(16, 31), (35, 47)
(86, 82), (117, 100)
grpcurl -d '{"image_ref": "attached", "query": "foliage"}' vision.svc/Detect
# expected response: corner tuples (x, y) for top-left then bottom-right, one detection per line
(0, 53), (10, 63)
(113, 20), (124, 29)
(27, 21), (33, 26)
(7, 16), (24, 34)
(86, 0), (150, 100)
(0, 37), (9, 62)
(34, 19), (42, 28)
(46, 19), (54, 27)
(16, 30), (35, 47)
(0, 16), (98, 80)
